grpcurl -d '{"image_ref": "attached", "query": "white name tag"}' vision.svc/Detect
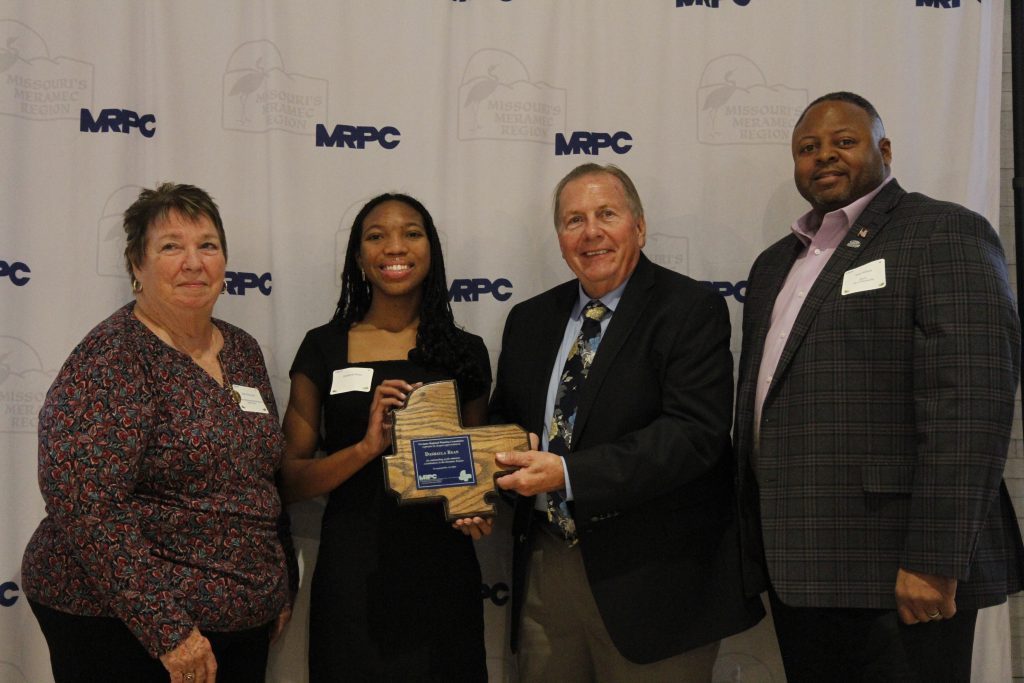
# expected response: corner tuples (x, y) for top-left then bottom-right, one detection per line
(232, 384), (269, 414)
(842, 258), (886, 296)
(331, 367), (374, 395)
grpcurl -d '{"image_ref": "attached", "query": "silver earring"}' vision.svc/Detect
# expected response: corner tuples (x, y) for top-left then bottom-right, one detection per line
(131, 278), (142, 293)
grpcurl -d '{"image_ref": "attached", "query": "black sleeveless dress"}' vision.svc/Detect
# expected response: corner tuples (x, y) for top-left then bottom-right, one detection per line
(290, 322), (489, 682)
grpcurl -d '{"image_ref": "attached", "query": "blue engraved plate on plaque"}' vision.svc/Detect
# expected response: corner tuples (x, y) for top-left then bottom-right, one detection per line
(411, 435), (477, 489)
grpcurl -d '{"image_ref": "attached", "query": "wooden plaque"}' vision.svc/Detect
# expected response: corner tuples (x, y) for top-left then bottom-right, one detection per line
(384, 380), (527, 520)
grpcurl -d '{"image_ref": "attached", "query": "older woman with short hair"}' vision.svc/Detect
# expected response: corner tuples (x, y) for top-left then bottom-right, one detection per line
(22, 183), (293, 683)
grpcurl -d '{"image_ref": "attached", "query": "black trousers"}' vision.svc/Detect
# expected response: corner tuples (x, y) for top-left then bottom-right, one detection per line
(30, 600), (272, 683)
(768, 587), (978, 683)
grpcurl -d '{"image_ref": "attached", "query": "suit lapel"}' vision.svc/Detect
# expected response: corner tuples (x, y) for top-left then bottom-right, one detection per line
(745, 236), (803, 385)
(530, 282), (577, 433)
(767, 181), (905, 400)
(570, 254), (655, 449)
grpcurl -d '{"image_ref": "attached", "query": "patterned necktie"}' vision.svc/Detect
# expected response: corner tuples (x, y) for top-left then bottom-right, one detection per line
(546, 299), (611, 545)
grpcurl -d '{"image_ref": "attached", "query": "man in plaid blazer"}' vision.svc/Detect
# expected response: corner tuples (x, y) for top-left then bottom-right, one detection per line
(734, 91), (1024, 681)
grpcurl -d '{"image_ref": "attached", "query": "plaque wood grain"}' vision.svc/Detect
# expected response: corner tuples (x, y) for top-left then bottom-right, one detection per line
(384, 380), (527, 520)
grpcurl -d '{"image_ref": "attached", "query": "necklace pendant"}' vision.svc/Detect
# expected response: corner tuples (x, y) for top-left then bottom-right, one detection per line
(230, 387), (242, 404)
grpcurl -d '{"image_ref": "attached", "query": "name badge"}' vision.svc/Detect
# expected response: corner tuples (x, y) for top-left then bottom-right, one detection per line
(842, 258), (886, 296)
(232, 384), (269, 414)
(331, 367), (373, 395)
(411, 435), (477, 489)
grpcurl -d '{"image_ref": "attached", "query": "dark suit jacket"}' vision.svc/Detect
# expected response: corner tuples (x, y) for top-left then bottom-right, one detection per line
(735, 180), (1024, 610)
(490, 253), (763, 664)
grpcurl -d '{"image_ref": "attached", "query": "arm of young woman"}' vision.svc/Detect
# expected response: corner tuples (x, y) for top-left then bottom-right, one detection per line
(279, 374), (413, 503)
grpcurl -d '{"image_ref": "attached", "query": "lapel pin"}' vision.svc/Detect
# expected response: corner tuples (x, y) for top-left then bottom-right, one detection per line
(857, 228), (869, 238)
(846, 239), (862, 248)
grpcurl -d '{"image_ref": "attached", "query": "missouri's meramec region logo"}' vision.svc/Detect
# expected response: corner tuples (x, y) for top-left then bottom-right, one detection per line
(697, 55), (805, 145)
(458, 49), (565, 144)
(0, 20), (93, 121)
(0, 336), (52, 433)
(223, 40), (327, 135)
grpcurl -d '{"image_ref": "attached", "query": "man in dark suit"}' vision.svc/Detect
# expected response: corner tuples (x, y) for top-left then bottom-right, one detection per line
(490, 163), (763, 681)
(734, 91), (1024, 681)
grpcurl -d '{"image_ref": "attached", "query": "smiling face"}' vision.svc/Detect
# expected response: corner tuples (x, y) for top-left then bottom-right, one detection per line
(792, 99), (891, 216)
(356, 199), (431, 302)
(556, 172), (646, 299)
(132, 209), (226, 315)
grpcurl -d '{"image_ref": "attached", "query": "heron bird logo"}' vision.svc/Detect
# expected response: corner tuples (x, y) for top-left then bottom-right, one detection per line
(702, 70), (738, 137)
(229, 57), (268, 124)
(462, 64), (503, 132)
(0, 36), (22, 73)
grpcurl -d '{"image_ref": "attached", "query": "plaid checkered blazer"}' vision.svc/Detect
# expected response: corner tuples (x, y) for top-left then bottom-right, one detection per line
(734, 180), (1024, 610)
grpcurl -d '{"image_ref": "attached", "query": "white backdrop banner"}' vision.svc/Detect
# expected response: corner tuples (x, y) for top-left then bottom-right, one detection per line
(0, 1), (1007, 682)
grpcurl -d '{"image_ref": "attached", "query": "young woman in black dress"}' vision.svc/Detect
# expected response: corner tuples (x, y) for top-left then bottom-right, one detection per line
(280, 194), (492, 682)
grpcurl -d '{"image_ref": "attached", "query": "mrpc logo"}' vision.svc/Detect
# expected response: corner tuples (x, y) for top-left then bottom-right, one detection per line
(675, 0), (753, 6)
(80, 108), (155, 137)
(0, 581), (18, 607)
(701, 280), (747, 303)
(555, 131), (632, 156)
(225, 270), (272, 296)
(449, 278), (512, 303)
(0, 260), (30, 286)
(481, 582), (509, 606)
(315, 123), (400, 150)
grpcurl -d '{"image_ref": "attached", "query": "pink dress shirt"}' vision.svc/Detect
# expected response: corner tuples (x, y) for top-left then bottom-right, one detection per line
(753, 176), (894, 440)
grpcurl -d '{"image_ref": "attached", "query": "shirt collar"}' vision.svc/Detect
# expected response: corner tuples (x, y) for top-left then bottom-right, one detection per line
(572, 276), (629, 320)
(791, 175), (894, 247)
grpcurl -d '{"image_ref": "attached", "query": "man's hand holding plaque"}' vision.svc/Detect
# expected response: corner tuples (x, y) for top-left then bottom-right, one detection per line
(384, 380), (528, 523)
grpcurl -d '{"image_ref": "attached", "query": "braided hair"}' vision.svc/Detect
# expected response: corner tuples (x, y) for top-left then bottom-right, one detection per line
(332, 193), (488, 398)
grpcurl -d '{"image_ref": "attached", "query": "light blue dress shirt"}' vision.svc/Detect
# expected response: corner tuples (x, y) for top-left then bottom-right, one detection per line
(535, 278), (629, 511)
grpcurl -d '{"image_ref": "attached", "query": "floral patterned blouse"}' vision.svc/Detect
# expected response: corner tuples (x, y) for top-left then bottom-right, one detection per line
(21, 303), (290, 658)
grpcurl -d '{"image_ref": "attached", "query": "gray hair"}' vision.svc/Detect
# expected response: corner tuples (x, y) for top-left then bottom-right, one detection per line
(552, 163), (644, 228)
(122, 182), (227, 277)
